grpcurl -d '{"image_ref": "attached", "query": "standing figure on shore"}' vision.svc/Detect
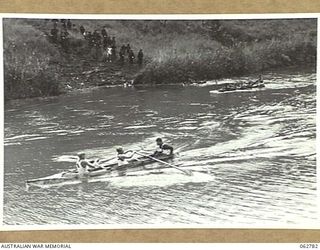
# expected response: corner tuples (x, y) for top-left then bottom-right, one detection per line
(111, 45), (117, 62)
(60, 29), (69, 52)
(119, 49), (125, 65)
(92, 30), (101, 46)
(101, 28), (108, 39)
(60, 19), (67, 29)
(50, 26), (58, 43)
(128, 49), (135, 64)
(111, 37), (116, 47)
(80, 25), (85, 36)
(103, 36), (109, 50)
(67, 19), (72, 30)
(52, 19), (59, 25)
(120, 45), (126, 55)
(137, 49), (144, 66)
(86, 31), (93, 47)
(143, 24), (149, 33)
(93, 30), (102, 59)
(102, 47), (112, 63)
(126, 43), (131, 54)
(160, 20), (167, 27)
(107, 36), (113, 47)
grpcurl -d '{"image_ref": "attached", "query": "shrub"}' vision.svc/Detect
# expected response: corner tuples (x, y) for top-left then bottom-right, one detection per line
(3, 19), (61, 100)
(134, 33), (316, 85)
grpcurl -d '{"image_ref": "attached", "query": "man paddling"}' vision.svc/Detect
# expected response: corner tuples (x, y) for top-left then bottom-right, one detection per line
(248, 75), (263, 87)
(76, 152), (97, 178)
(152, 138), (174, 156)
(116, 147), (136, 166)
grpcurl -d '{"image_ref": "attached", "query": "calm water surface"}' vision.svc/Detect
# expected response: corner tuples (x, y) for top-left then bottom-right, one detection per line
(4, 71), (318, 227)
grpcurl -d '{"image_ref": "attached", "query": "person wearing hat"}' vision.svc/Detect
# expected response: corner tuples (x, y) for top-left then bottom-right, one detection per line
(76, 152), (96, 178)
(116, 147), (136, 167)
(152, 138), (174, 157)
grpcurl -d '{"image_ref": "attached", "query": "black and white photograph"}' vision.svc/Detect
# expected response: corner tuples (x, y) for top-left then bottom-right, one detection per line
(1, 14), (318, 229)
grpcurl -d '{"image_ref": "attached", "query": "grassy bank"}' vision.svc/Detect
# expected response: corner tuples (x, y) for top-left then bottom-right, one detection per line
(3, 19), (317, 99)
(133, 19), (317, 85)
(134, 32), (316, 85)
(3, 19), (62, 100)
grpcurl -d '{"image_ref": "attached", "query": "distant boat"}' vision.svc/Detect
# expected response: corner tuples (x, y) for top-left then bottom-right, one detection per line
(210, 75), (265, 93)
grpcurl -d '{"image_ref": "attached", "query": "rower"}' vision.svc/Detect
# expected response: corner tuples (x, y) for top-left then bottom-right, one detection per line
(249, 75), (263, 87)
(116, 147), (136, 167)
(258, 75), (263, 83)
(76, 152), (96, 178)
(152, 138), (173, 156)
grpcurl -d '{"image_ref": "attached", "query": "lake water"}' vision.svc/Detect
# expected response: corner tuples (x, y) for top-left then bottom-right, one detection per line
(3, 70), (318, 227)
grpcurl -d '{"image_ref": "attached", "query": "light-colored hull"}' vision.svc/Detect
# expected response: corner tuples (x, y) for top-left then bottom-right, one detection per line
(26, 154), (174, 187)
(210, 84), (265, 94)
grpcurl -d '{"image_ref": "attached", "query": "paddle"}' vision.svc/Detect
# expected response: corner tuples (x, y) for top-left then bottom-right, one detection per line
(133, 151), (193, 176)
(97, 156), (117, 164)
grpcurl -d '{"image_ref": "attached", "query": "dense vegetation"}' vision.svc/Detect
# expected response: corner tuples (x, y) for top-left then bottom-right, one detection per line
(3, 19), (61, 100)
(3, 18), (317, 99)
(133, 19), (317, 84)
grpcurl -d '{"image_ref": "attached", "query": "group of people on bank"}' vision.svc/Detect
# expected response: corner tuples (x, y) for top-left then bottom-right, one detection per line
(49, 19), (144, 65)
(49, 19), (72, 51)
(75, 138), (173, 177)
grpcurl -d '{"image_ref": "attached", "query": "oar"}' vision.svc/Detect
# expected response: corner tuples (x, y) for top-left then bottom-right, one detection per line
(97, 156), (117, 164)
(134, 151), (193, 176)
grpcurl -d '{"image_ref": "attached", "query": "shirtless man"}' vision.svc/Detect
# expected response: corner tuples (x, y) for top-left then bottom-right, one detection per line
(116, 147), (136, 167)
(76, 152), (97, 178)
(152, 138), (174, 156)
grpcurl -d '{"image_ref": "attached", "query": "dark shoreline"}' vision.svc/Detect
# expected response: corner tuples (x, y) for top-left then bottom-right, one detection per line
(5, 65), (316, 108)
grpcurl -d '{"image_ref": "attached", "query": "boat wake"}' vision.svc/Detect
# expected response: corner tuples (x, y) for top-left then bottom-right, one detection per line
(26, 168), (214, 190)
(207, 72), (315, 94)
(106, 171), (215, 188)
(209, 88), (263, 94)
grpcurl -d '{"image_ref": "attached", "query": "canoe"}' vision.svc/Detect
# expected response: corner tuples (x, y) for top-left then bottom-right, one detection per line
(210, 75), (265, 94)
(217, 83), (265, 93)
(26, 153), (174, 187)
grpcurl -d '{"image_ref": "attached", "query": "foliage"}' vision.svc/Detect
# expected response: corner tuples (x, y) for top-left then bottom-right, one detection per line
(4, 19), (61, 100)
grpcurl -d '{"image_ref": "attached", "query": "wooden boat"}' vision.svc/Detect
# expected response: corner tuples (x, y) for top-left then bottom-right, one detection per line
(26, 153), (174, 187)
(212, 75), (265, 93)
(217, 83), (265, 92)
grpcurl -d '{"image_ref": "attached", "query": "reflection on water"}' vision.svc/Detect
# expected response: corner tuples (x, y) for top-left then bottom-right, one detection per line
(4, 71), (318, 226)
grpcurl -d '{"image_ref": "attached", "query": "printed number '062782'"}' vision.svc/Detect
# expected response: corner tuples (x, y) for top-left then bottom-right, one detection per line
(300, 244), (319, 249)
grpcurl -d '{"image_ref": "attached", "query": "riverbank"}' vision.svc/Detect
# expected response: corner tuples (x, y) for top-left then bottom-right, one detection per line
(3, 18), (317, 100)
(134, 34), (316, 85)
